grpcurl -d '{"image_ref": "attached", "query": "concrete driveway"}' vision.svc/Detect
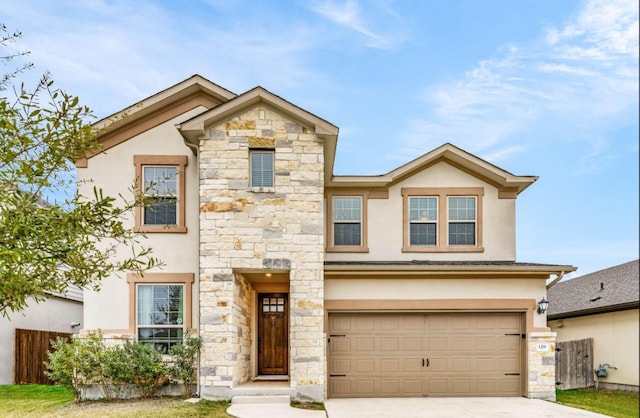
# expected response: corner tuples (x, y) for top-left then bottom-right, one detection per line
(324, 397), (610, 418)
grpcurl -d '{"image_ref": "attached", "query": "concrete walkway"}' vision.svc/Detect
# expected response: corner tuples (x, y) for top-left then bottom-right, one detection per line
(227, 397), (612, 418)
(324, 397), (610, 418)
(227, 403), (327, 418)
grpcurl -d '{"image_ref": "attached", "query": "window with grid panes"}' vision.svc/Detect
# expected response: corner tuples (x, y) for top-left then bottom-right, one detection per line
(142, 166), (177, 225)
(448, 196), (476, 245)
(332, 196), (362, 246)
(409, 196), (438, 245)
(137, 284), (184, 352)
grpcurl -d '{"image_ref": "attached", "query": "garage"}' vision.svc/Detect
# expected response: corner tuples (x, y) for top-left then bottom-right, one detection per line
(328, 312), (524, 398)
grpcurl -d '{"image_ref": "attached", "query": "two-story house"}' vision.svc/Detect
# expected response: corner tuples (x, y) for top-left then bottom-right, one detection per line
(77, 75), (574, 402)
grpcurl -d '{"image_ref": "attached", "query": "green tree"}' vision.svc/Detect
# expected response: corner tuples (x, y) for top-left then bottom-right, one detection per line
(0, 26), (160, 315)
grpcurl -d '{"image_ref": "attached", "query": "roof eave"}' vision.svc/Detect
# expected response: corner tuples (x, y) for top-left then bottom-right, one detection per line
(93, 75), (236, 137)
(324, 263), (576, 275)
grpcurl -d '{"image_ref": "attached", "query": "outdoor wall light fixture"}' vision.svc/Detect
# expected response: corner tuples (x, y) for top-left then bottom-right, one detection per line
(537, 297), (549, 314)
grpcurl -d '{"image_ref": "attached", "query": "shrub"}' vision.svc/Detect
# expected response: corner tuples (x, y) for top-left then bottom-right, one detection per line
(46, 331), (106, 402)
(123, 342), (168, 398)
(102, 344), (135, 400)
(47, 331), (198, 401)
(169, 334), (202, 398)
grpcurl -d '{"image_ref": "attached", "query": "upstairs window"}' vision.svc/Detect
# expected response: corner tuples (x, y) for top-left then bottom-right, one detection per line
(409, 197), (438, 246)
(250, 150), (274, 188)
(448, 196), (477, 246)
(402, 187), (483, 253)
(143, 166), (177, 225)
(333, 196), (362, 246)
(134, 155), (187, 233)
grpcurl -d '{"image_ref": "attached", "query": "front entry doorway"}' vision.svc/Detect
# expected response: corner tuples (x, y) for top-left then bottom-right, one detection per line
(258, 293), (288, 375)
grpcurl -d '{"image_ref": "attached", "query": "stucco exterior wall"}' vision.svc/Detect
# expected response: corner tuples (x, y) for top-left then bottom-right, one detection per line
(326, 161), (516, 262)
(549, 309), (639, 387)
(326, 278), (548, 329)
(77, 108), (202, 335)
(0, 296), (82, 384)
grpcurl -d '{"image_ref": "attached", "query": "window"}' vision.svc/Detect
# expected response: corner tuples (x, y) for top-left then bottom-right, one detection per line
(134, 155), (187, 233)
(250, 150), (274, 188)
(143, 166), (177, 225)
(327, 193), (369, 252)
(409, 197), (438, 246)
(402, 188), (483, 252)
(127, 273), (194, 353)
(137, 284), (184, 352)
(448, 196), (476, 245)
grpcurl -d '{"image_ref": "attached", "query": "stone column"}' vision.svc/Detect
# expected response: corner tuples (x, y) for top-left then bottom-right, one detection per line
(527, 331), (557, 400)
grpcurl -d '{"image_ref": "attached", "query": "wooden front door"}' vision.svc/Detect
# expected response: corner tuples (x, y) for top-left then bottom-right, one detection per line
(258, 293), (288, 375)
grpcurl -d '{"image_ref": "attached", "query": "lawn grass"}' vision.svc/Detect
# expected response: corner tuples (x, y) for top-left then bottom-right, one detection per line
(556, 388), (639, 418)
(0, 385), (232, 417)
(0, 384), (74, 415)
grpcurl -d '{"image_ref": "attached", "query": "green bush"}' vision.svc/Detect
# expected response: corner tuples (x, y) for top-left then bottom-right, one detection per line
(47, 331), (201, 401)
(169, 334), (202, 398)
(124, 341), (169, 398)
(46, 331), (106, 402)
(102, 344), (135, 400)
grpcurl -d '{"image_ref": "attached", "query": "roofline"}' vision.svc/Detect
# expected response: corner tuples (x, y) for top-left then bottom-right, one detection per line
(327, 143), (538, 194)
(324, 262), (575, 275)
(93, 74), (237, 135)
(177, 86), (338, 144)
(548, 302), (639, 320)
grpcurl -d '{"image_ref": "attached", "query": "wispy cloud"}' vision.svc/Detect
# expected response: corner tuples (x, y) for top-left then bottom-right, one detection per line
(397, 0), (639, 169)
(3, 1), (328, 116)
(310, 0), (398, 49)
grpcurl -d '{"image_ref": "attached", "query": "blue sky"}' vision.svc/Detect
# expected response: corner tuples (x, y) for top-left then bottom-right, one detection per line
(3, 0), (638, 277)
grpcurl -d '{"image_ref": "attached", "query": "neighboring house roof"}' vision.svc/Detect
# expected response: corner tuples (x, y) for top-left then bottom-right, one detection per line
(46, 285), (84, 303)
(547, 259), (639, 320)
(328, 143), (538, 196)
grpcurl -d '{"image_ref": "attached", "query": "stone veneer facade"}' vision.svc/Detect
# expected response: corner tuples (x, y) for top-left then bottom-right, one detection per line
(527, 332), (557, 400)
(197, 105), (326, 401)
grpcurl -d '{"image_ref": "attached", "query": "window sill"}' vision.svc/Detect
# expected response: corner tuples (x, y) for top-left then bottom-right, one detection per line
(402, 246), (484, 253)
(250, 187), (276, 193)
(134, 225), (188, 234)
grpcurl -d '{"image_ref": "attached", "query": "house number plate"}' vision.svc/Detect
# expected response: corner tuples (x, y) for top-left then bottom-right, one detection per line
(536, 343), (550, 352)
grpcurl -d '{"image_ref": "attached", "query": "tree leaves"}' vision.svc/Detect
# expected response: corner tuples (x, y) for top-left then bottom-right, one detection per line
(0, 26), (161, 316)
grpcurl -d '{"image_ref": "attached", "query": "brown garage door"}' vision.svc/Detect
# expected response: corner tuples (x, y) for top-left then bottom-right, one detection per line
(328, 312), (523, 398)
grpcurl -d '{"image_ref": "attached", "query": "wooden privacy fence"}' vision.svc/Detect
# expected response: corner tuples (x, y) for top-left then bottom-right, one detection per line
(14, 328), (72, 384)
(555, 337), (594, 390)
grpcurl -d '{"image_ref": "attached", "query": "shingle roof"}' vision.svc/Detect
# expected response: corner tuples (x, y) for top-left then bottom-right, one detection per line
(547, 259), (639, 319)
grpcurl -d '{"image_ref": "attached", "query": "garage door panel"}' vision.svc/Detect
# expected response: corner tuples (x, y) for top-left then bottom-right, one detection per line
(331, 337), (350, 352)
(330, 358), (351, 373)
(355, 317), (374, 331)
(356, 358), (375, 373)
(476, 337), (495, 350)
(426, 379), (447, 394)
(380, 337), (398, 351)
(328, 313), (523, 398)
(403, 358), (423, 372)
(451, 358), (471, 372)
(451, 336), (472, 350)
(428, 337), (447, 351)
(403, 337), (423, 351)
(355, 336), (375, 351)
